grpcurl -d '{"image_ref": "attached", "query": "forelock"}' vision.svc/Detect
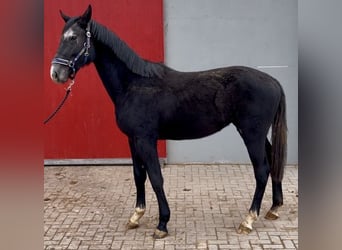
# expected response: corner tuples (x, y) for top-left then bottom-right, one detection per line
(62, 17), (81, 33)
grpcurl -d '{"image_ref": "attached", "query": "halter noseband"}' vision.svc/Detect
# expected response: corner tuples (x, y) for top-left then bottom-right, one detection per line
(51, 23), (91, 79)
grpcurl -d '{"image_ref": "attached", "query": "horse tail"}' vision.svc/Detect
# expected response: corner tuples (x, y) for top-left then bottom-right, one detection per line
(270, 86), (287, 182)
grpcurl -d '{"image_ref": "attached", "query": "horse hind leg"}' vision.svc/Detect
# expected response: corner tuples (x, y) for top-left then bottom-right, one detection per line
(236, 128), (270, 234)
(264, 181), (283, 220)
(264, 139), (283, 220)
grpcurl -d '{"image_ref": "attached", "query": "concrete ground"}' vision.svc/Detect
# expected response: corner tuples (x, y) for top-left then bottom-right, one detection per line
(44, 164), (298, 249)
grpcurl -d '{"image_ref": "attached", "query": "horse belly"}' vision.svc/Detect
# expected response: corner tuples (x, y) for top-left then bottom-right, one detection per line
(158, 114), (230, 140)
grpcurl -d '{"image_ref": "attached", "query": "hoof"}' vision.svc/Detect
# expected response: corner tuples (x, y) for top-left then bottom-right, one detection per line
(153, 229), (168, 239)
(265, 210), (279, 220)
(126, 221), (139, 230)
(237, 223), (253, 234)
(238, 211), (257, 234)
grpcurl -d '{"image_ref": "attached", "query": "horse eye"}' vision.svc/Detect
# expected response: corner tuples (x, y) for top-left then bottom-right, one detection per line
(70, 35), (77, 41)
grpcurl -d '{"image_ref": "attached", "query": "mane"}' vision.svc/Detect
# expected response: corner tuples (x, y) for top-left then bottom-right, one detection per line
(90, 20), (165, 78)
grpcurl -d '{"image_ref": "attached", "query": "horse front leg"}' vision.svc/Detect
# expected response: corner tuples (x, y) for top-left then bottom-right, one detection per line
(127, 138), (147, 229)
(134, 136), (170, 239)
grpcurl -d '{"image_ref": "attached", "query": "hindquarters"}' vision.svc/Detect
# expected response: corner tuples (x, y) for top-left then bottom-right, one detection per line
(232, 67), (287, 181)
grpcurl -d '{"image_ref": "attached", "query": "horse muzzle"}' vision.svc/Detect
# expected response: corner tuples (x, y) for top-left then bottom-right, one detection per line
(50, 64), (71, 83)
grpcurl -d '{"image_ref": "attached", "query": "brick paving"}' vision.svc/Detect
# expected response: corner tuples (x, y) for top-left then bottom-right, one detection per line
(44, 164), (298, 249)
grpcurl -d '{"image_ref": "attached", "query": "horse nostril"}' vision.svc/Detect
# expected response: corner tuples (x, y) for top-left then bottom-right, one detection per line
(50, 69), (59, 81)
(52, 71), (58, 80)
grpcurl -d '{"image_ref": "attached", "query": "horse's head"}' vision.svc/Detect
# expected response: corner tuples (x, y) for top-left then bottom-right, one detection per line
(50, 5), (95, 83)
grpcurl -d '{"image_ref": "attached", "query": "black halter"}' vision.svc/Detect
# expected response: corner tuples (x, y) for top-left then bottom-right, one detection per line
(51, 23), (91, 79)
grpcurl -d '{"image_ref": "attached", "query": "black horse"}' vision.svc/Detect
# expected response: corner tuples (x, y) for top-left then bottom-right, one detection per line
(50, 5), (287, 238)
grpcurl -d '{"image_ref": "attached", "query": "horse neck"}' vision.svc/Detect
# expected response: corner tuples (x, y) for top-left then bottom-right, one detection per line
(93, 42), (136, 105)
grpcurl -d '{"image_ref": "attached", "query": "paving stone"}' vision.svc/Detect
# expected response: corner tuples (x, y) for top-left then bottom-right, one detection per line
(44, 164), (298, 249)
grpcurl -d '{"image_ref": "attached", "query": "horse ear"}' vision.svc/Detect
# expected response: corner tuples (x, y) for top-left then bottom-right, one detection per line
(59, 10), (71, 23)
(80, 5), (92, 26)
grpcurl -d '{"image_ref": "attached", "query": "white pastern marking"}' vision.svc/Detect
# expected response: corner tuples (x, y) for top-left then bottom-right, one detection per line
(129, 207), (145, 225)
(241, 211), (258, 229)
(63, 28), (75, 40)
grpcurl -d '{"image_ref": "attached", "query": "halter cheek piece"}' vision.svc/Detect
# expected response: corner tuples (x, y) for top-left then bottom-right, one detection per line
(51, 23), (91, 79)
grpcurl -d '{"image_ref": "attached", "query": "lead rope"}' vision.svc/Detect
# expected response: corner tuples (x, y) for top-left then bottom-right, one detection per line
(43, 80), (74, 124)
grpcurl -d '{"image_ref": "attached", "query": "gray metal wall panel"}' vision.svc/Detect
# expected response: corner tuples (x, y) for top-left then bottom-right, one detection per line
(164, 0), (298, 164)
